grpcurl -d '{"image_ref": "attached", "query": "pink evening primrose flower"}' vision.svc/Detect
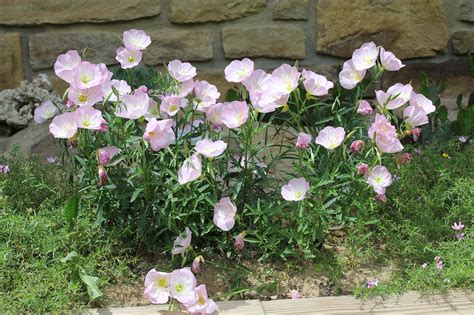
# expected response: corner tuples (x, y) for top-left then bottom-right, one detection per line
(225, 58), (254, 83)
(172, 227), (192, 255)
(0, 164), (10, 174)
(367, 279), (379, 289)
(179, 79), (194, 97)
(234, 232), (245, 250)
(434, 256), (442, 262)
(34, 100), (59, 123)
(455, 233), (465, 241)
(98, 63), (113, 83)
(296, 132), (312, 149)
(436, 260), (444, 270)
(409, 92), (436, 114)
(357, 100), (373, 116)
(242, 69), (271, 99)
(404, 105), (429, 127)
(96, 146), (121, 167)
(169, 268), (198, 304)
(68, 85), (104, 107)
(281, 177), (310, 201)
(368, 114), (403, 153)
(315, 126), (346, 150)
(193, 80), (220, 111)
(367, 165), (393, 194)
(115, 47), (142, 69)
(143, 118), (175, 151)
(54, 50), (81, 84)
(184, 284), (217, 315)
(205, 103), (224, 127)
(301, 70), (334, 96)
(191, 256), (204, 274)
(49, 112), (78, 139)
(290, 290), (302, 299)
(352, 42), (379, 71)
(74, 106), (103, 130)
(102, 79), (131, 102)
(349, 140), (365, 155)
(72, 61), (103, 89)
(213, 197), (237, 231)
(144, 99), (161, 121)
(178, 153), (202, 185)
(411, 128), (422, 142)
(221, 101), (249, 129)
(144, 269), (171, 304)
(160, 95), (188, 116)
(339, 60), (367, 90)
(116, 90), (150, 119)
(380, 47), (405, 71)
(123, 29), (151, 50)
(271, 63), (301, 94)
(451, 222), (464, 231)
(380, 83), (413, 110)
(195, 138), (227, 158)
(356, 163), (369, 176)
(168, 60), (197, 82)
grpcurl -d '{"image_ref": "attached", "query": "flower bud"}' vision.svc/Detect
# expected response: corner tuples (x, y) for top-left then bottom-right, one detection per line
(234, 232), (245, 250)
(191, 255), (204, 273)
(98, 166), (108, 186)
(375, 194), (387, 203)
(411, 128), (422, 142)
(136, 85), (148, 93)
(349, 140), (365, 155)
(296, 132), (312, 149)
(356, 163), (369, 176)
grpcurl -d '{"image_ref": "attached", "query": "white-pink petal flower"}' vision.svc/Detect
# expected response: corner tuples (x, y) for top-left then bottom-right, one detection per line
(168, 60), (197, 82)
(143, 118), (175, 151)
(296, 132), (312, 149)
(34, 100), (59, 123)
(144, 269), (171, 304)
(178, 153), (202, 185)
(160, 95), (187, 116)
(116, 90), (150, 119)
(367, 165), (392, 194)
(357, 100), (373, 115)
(404, 105), (429, 127)
(172, 227), (192, 255)
(301, 70), (334, 96)
(220, 101), (249, 129)
(72, 61), (103, 89)
(68, 85), (104, 107)
(102, 79), (131, 102)
(315, 126), (346, 150)
(225, 58), (254, 83)
(179, 79), (194, 97)
(193, 80), (220, 111)
(123, 29), (151, 50)
(380, 47), (404, 71)
(213, 197), (237, 231)
(281, 177), (310, 201)
(382, 83), (413, 109)
(271, 63), (301, 94)
(409, 92), (436, 114)
(195, 138), (227, 158)
(169, 268), (197, 304)
(54, 50), (81, 83)
(185, 284), (217, 315)
(205, 103), (224, 127)
(351, 42), (379, 71)
(97, 146), (120, 166)
(339, 60), (367, 90)
(74, 106), (103, 130)
(49, 112), (78, 139)
(115, 47), (142, 69)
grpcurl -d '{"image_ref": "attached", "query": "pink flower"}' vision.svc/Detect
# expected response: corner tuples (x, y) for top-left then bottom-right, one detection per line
(74, 106), (103, 130)
(339, 60), (367, 90)
(123, 29), (151, 50)
(0, 164), (10, 174)
(296, 132), (312, 149)
(315, 126), (346, 150)
(404, 105), (429, 127)
(375, 194), (387, 203)
(367, 165), (392, 194)
(385, 83), (413, 109)
(205, 103), (224, 127)
(179, 79), (194, 97)
(136, 85), (148, 93)
(34, 100), (59, 123)
(160, 95), (187, 116)
(357, 100), (373, 115)
(98, 63), (113, 83)
(72, 61), (103, 89)
(451, 222), (464, 231)
(368, 114), (403, 153)
(411, 128), (422, 141)
(242, 69), (270, 98)
(172, 227), (192, 255)
(168, 60), (197, 82)
(102, 79), (131, 102)
(301, 70), (333, 96)
(380, 47), (404, 71)
(96, 146), (120, 166)
(195, 138), (227, 158)
(184, 284), (217, 315)
(178, 153), (202, 185)
(434, 256), (442, 262)
(349, 140), (365, 155)
(98, 166), (107, 186)
(144, 99), (161, 121)
(225, 58), (254, 83)
(143, 118), (175, 151)
(68, 85), (104, 107)
(409, 92), (436, 114)
(193, 80), (220, 111)
(221, 101), (249, 129)
(356, 163), (369, 176)
(115, 47), (142, 69)
(49, 112), (78, 139)
(455, 233), (465, 241)
(234, 232), (245, 250)
(213, 197), (237, 231)
(144, 269), (170, 304)
(54, 50), (81, 83)
(116, 90), (150, 119)
(367, 279), (379, 289)
(281, 177), (310, 201)
(352, 42), (379, 71)
(169, 268), (197, 304)
(290, 290), (302, 299)
(271, 64), (301, 94)
(191, 256), (204, 273)
(436, 260), (443, 270)
(400, 152), (412, 164)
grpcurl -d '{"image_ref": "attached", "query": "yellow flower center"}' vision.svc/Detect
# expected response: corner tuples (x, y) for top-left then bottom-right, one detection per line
(294, 192), (302, 199)
(374, 176), (382, 184)
(82, 119), (91, 127)
(78, 95), (88, 103)
(81, 75), (91, 84)
(175, 284), (184, 293)
(157, 278), (168, 289)
(197, 294), (206, 305)
(169, 104), (178, 112)
(128, 56), (135, 62)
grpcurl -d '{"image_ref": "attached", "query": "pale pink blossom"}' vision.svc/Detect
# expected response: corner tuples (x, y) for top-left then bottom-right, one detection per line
(68, 85), (103, 107)
(400, 152), (412, 165)
(98, 166), (107, 186)
(102, 79), (131, 102)
(234, 232), (245, 250)
(434, 256), (442, 262)
(225, 58), (254, 83)
(54, 50), (81, 83)
(271, 64), (301, 94)
(380, 47), (404, 71)
(178, 153), (202, 185)
(367, 279), (379, 289)
(404, 105), (429, 127)
(98, 63), (113, 83)
(193, 80), (220, 111)
(221, 101), (249, 129)
(349, 140), (365, 155)
(169, 268), (197, 304)
(455, 233), (465, 241)
(98, 118), (108, 133)
(242, 69), (271, 98)
(339, 60), (366, 90)
(72, 61), (103, 89)
(452, 222), (464, 231)
(96, 146), (120, 166)
(49, 112), (78, 139)
(368, 114), (403, 153)
(301, 70), (333, 96)
(436, 260), (443, 270)
(184, 284), (217, 315)
(351, 42), (379, 71)
(191, 256), (204, 273)
(34, 100), (59, 123)
(123, 29), (151, 50)
(205, 103), (224, 127)
(179, 79), (194, 97)
(380, 83), (413, 110)
(172, 227), (192, 255)
(136, 85), (148, 93)
(143, 118), (175, 151)
(411, 128), (422, 141)
(375, 194), (387, 203)
(290, 290), (302, 299)
(144, 269), (170, 304)
(116, 90), (150, 119)
(213, 197), (237, 231)
(160, 95), (187, 116)
(409, 92), (436, 114)
(296, 132), (312, 149)
(144, 99), (161, 121)
(357, 100), (373, 115)
(74, 106), (103, 130)
(367, 165), (392, 194)
(315, 126), (345, 150)
(168, 60), (197, 82)
(115, 47), (142, 69)
(356, 163), (369, 176)
(195, 138), (227, 158)
(281, 177), (310, 201)
(0, 164), (10, 174)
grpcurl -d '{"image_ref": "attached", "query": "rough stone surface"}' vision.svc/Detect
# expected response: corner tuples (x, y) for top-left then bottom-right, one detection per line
(170, 0), (266, 23)
(0, 74), (62, 136)
(315, 0), (448, 59)
(273, 0), (309, 20)
(29, 32), (119, 70)
(0, 0), (161, 25)
(452, 30), (474, 55)
(458, 0), (474, 22)
(223, 25), (305, 59)
(144, 31), (213, 65)
(0, 33), (24, 91)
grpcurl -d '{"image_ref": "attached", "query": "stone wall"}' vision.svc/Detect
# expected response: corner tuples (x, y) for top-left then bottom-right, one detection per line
(0, 0), (473, 100)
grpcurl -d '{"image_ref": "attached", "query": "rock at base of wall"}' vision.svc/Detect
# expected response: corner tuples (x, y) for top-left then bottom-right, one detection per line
(452, 31), (474, 55)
